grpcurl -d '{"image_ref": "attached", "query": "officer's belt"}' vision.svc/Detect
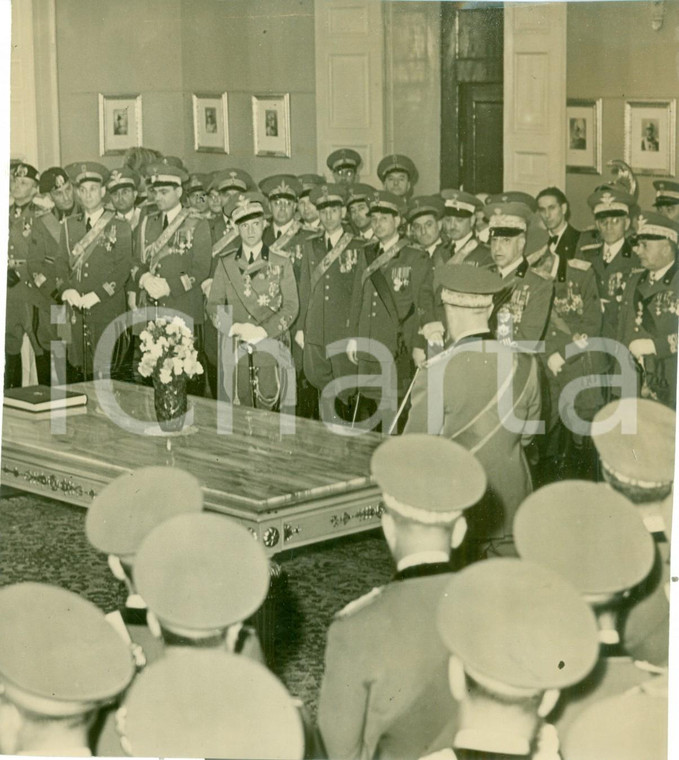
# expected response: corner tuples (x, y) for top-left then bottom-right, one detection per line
(212, 227), (239, 258)
(449, 236), (478, 265)
(143, 208), (191, 271)
(363, 243), (413, 330)
(71, 211), (115, 279)
(269, 220), (301, 257)
(361, 238), (408, 285)
(310, 231), (353, 291)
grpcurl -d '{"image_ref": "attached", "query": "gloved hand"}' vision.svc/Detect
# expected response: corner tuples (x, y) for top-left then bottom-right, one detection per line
(61, 289), (82, 308)
(79, 291), (101, 310)
(547, 352), (565, 376)
(346, 338), (358, 365)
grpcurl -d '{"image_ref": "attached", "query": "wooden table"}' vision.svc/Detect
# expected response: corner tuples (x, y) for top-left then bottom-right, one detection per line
(1, 381), (385, 555)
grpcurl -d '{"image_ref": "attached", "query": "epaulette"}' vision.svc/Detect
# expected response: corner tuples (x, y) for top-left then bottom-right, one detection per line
(530, 266), (552, 280)
(220, 245), (240, 259)
(579, 243), (602, 252)
(269, 247), (291, 260)
(568, 258), (591, 271)
(631, 267), (646, 275)
(335, 586), (383, 619)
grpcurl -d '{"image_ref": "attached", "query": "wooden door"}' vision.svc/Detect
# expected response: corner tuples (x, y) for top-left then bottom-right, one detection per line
(459, 83), (504, 194)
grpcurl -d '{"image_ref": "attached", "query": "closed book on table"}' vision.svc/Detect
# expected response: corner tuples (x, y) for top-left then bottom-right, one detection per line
(3, 385), (88, 413)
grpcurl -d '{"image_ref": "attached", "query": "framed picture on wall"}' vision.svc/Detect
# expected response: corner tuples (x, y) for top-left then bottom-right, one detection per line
(566, 99), (602, 174)
(252, 93), (291, 158)
(192, 93), (230, 153)
(624, 99), (676, 175)
(98, 94), (142, 156)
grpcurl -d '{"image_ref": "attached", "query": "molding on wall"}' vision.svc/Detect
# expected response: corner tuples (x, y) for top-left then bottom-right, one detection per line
(32, 0), (61, 167)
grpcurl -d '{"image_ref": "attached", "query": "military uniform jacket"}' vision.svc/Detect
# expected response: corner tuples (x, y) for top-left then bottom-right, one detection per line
(348, 238), (436, 356)
(55, 212), (132, 364)
(439, 237), (492, 269)
(577, 237), (640, 339)
(405, 335), (542, 539)
(208, 213), (235, 276)
(616, 261), (679, 408)
(491, 258), (554, 346)
(299, 232), (365, 346)
(552, 223), (581, 261)
(207, 244), (299, 341)
(318, 573), (460, 760)
(134, 209), (212, 325)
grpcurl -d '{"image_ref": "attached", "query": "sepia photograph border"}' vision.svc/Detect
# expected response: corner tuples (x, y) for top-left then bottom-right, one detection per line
(252, 93), (291, 158)
(192, 92), (230, 154)
(624, 98), (676, 176)
(97, 93), (143, 157)
(566, 98), (602, 174)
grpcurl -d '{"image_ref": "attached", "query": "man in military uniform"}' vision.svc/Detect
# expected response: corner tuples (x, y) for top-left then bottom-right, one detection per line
(433, 559), (600, 759)
(487, 201), (553, 348)
(297, 183), (365, 422)
(185, 172), (211, 216)
(134, 161), (212, 394)
(326, 148), (362, 185)
(208, 167), (255, 243)
(439, 189), (492, 267)
(6, 162), (44, 387)
(318, 436), (487, 760)
(577, 186), (639, 342)
(346, 182), (377, 241)
(207, 192), (298, 409)
(107, 166), (142, 231)
(377, 154), (418, 199)
(346, 190), (438, 428)
(406, 195), (446, 261)
(115, 652), (305, 759)
(0, 583), (134, 757)
(404, 265), (541, 552)
(54, 162), (132, 381)
(615, 211), (679, 407)
(39, 165), (79, 221)
(530, 227), (604, 481)
(536, 186), (581, 261)
(297, 173), (325, 231)
(653, 178), (679, 222)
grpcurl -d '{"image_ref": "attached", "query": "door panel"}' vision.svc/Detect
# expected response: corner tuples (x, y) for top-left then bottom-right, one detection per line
(460, 83), (503, 194)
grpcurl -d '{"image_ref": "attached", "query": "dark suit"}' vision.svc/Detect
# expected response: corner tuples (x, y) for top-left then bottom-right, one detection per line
(552, 223), (581, 261)
(318, 572), (459, 760)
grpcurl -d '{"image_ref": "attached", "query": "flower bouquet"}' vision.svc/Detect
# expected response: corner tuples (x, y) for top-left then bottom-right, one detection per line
(138, 317), (203, 432)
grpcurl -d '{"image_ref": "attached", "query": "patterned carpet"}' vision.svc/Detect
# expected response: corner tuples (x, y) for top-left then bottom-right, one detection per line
(0, 488), (394, 716)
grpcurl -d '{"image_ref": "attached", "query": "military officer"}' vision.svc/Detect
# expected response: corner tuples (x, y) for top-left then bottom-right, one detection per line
(406, 195), (446, 260)
(404, 265), (542, 551)
(39, 165), (79, 221)
(318, 436), (486, 760)
(346, 190), (438, 428)
(326, 148), (362, 185)
(116, 652), (305, 759)
(6, 162), (44, 387)
(208, 167), (255, 243)
(591, 398), (674, 669)
(577, 186), (640, 342)
(0, 583), (134, 757)
(615, 211), (679, 407)
(184, 172), (211, 216)
(207, 192), (299, 409)
(562, 690), (668, 760)
(107, 166), (142, 230)
(346, 182), (377, 241)
(134, 161), (212, 393)
(536, 186), (581, 260)
(487, 201), (553, 348)
(653, 178), (679, 221)
(530, 227), (604, 481)
(439, 189), (492, 267)
(54, 162), (132, 381)
(297, 183), (365, 422)
(297, 173), (325, 231)
(434, 559), (599, 759)
(377, 154), (418, 199)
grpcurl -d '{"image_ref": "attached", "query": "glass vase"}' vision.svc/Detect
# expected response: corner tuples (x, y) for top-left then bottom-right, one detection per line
(153, 376), (188, 433)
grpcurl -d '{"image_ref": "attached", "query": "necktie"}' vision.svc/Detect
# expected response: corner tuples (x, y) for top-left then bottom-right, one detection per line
(326, 237), (333, 252)
(276, 229), (282, 240)
(549, 235), (558, 247)
(85, 217), (92, 232)
(162, 215), (169, 230)
(248, 252), (254, 265)
(603, 247), (613, 264)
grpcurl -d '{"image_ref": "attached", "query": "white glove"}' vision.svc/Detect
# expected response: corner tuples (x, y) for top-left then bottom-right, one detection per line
(547, 352), (566, 376)
(201, 277), (213, 298)
(412, 347), (426, 368)
(127, 291), (137, 310)
(294, 330), (305, 349)
(346, 338), (358, 365)
(80, 291), (101, 310)
(629, 338), (656, 360)
(149, 276), (170, 299)
(62, 289), (82, 308)
(421, 321), (445, 347)
(138, 272), (154, 290)
(240, 323), (268, 345)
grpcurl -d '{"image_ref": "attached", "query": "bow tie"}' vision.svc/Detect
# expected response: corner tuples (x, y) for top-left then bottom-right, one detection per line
(548, 235), (558, 247)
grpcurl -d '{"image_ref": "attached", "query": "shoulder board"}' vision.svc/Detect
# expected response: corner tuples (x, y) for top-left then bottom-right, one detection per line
(568, 258), (591, 271)
(579, 243), (602, 252)
(530, 267), (552, 281)
(269, 248), (291, 262)
(335, 586), (383, 619)
(221, 246), (240, 259)
(306, 230), (324, 241)
(631, 267), (646, 275)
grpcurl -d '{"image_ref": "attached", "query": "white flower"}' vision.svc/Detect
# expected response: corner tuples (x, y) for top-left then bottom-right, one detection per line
(172, 357), (184, 375)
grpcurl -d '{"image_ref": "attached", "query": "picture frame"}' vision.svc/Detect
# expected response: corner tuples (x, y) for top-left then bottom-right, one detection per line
(192, 93), (230, 153)
(624, 99), (676, 176)
(566, 99), (602, 174)
(252, 93), (291, 158)
(98, 94), (142, 156)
